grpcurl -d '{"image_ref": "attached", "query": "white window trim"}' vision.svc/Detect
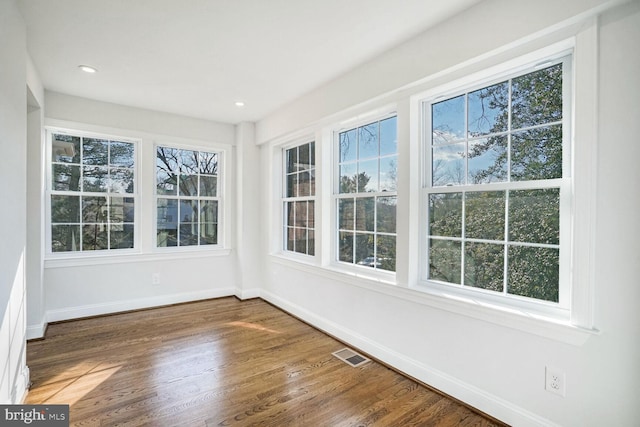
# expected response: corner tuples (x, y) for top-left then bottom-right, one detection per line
(45, 127), (141, 259)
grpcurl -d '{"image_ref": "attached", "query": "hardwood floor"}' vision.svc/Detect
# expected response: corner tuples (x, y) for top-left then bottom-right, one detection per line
(26, 297), (506, 426)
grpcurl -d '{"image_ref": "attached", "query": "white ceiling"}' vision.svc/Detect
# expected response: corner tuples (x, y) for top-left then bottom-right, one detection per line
(18, 0), (481, 124)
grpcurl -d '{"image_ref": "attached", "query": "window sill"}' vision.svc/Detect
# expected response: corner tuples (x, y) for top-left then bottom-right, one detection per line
(268, 254), (598, 346)
(45, 248), (233, 268)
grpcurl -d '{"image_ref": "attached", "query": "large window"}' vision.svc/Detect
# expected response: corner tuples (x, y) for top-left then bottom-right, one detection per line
(49, 131), (136, 253)
(423, 57), (570, 306)
(336, 116), (397, 272)
(156, 146), (221, 248)
(283, 141), (315, 255)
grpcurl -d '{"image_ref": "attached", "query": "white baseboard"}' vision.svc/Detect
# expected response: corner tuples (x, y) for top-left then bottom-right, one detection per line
(26, 318), (47, 340)
(235, 287), (261, 300)
(260, 290), (558, 427)
(45, 288), (237, 324)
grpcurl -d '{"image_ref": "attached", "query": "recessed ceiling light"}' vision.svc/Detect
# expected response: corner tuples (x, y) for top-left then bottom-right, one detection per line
(235, 101), (245, 107)
(78, 65), (97, 73)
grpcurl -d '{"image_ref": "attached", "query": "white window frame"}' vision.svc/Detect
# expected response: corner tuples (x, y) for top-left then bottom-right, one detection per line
(153, 142), (225, 251)
(45, 127), (139, 258)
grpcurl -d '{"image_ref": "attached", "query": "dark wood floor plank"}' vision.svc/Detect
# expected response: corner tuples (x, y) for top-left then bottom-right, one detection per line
(26, 297), (506, 426)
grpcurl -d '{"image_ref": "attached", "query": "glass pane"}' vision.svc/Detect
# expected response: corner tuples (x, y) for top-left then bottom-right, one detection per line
(298, 171), (311, 197)
(376, 235), (396, 272)
(286, 146), (297, 174)
(355, 197), (374, 232)
(156, 170), (177, 195)
(511, 125), (562, 181)
(298, 143), (310, 170)
(157, 198), (178, 247)
(110, 224), (134, 249)
(309, 169), (316, 196)
(286, 173), (297, 197)
(339, 129), (357, 162)
(338, 231), (354, 263)
(358, 122), (379, 159)
(109, 168), (134, 193)
(432, 95), (465, 144)
(180, 150), (198, 174)
(468, 136), (508, 184)
(508, 245), (559, 302)
(51, 195), (80, 223)
(83, 224), (108, 250)
(180, 223), (198, 246)
(465, 191), (505, 241)
(338, 198), (354, 230)
(52, 134), (80, 163)
(429, 239), (461, 284)
(199, 151), (218, 175)
(512, 63), (563, 130)
(52, 164), (81, 191)
(309, 142), (315, 167)
(468, 81), (508, 136)
(429, 193), (462, 238)
(380, 156), (397, 192)
(180, 199), (198, 223)
(308, 230), (315, 256)
(286, 201), (295, 227)
(200, 200), (218, 224)
(294, 201), (308, 228)
(157, 147), (179, 174)
(110, 196), (134, 223)
(200, 222), (217, 245)
(110, 141), (134, 167)
(509, 188), (559, 245)
(157, 228), (177, 247)
(82, 196), (108, 223)
(51, 225), (80, 252)
(464, 242), (504, 292)
(82, 166), (108, 192)
(339, 163), (357, 193)
(82, 138), (108, 165)
(380, 116), (397, 156)
(355, 233), (375, 267)
(294, 229), (307, 255)
(377, 196), (397, 233)
(358, 159), (378, 192)
(286, 227), (295, 252)
(432, 143), (465, 186)
(179, 175), (198, 197)
(308, 201), (315, 229)
(200, 175), (217, 197)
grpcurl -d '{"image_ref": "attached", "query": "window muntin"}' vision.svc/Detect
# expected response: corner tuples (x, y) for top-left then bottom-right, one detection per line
(283, 141), (316, 256)
(155, 146), (220, 248)
(425, 59), (568, 305)
(336, 115), (397, 272)
(49, 132), (136, 253)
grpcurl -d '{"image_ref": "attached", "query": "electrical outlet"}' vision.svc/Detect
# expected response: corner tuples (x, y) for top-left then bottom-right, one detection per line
(545, 366), (566, 396)
(152, 273), (161, 285)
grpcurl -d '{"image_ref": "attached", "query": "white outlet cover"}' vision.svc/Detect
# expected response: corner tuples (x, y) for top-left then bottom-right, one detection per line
(545, 366), (566, 397)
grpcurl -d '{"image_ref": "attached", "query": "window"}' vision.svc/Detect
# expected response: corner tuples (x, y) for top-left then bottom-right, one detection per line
(423, 57), (570, 307)
(48, 131), (136, 253)
(155, 146), (221, 248)
(336, 115), (397, 272)
(283, 141), (316, 255)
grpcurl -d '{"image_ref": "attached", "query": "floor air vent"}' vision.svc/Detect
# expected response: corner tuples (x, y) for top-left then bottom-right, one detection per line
(332, 348), (370, 367)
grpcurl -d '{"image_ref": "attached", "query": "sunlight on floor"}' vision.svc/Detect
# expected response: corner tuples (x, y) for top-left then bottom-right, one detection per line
(226, 321), (282, 334)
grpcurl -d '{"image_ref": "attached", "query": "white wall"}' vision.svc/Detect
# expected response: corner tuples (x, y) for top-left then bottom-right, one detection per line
(0, 0), (29, 404)
(255, 1), (640, 426)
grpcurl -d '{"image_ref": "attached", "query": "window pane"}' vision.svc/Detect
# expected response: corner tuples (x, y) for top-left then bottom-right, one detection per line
(286, 173), (297, 197)
(82, 138), (108, 165)
(509, 188), (559, 245)
(157, 198), (178, 247)
(294, 201), (308, 228)
(308, 230), (315, 256)
(180, 150), (198, 174)
(355, 233), (374, 267)
(308, 201), (315, 229)
(465, 191), (505, 241)
(429, 193), (462, 238)
(200, 221), (217, 245)
(376, 235), (396, 272)
(511, 63), (563, 129)
(199, 151), (218, 175)
(180, 199), (198, 223)
(52, 164), (81, 191)
(380, 156), (397, 192)
(298, 143), (310, 170)
(339, 129), (357, 162)
(468, 81), (509, 136)
(200, 200), (218, 224)
(338, 231), (354, 263)
(432, 95), (465, 144)
(355, 197), (374, 232)
(464, 242), (504, 292)
(82, 196), (108, 223)
(179, 175), (198, 197)
(380, 116), (397, 156)
(110, 224), (134, 249)
(180, 223), (198, 246)
(51, 195), (80, 223)
(286, 227), (295, 252)
(511, 125), (562, 181)
(82, 166), (108, 192)
(429, 239), (461, 284)
(377, 196), (397, 233)
(52, 134), (80, 163)
(358, 123), (379, 159)
(110, 197), (134, 223)
(110, 141), (134, 167)
(298, 171), (312, 197)
(51, 225), (80, 252)
(432, 143), (465, 186)
(508, 246), (559, 302)
(294, 229), (307, 254)
(286, 146), (297, 174)
(468, 136), (508, 184)
(109, 168), (134, 193)
(157, 147), (179, 174)
(338, 198), (354, 230)
(200, 175), (217, 197)
(157, 170), (177, 195)
(358, 159), (378, 192)
(83, 224), (108, 250)
(286, 201), (295, 227)
(339, 163), (357, 193)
